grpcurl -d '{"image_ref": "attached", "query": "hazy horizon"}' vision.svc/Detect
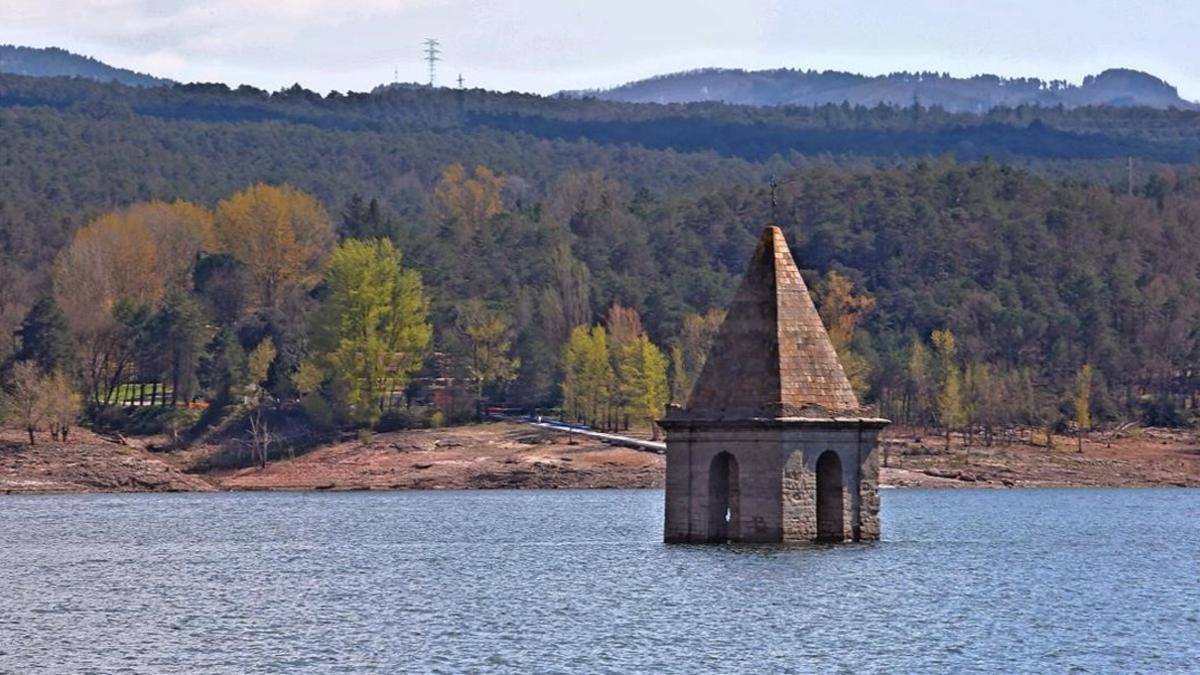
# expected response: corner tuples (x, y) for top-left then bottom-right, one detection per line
(6, 1), (1200, 100)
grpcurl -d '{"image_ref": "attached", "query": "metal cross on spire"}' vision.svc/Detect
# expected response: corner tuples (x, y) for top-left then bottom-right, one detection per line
(768, 175), (795, 223)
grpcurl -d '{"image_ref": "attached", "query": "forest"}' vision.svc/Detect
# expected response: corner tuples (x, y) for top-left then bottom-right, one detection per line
(2, 72), (1200, 447)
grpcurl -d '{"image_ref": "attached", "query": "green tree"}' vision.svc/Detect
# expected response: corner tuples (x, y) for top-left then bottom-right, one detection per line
(964, 362), (997, 447)
(905, 338), (934, 429)
(932, 329), (965, 453)
(1075, 364), (1093, 453)
(310, 238), (431, 426)
(199, 328), (247, 405)
(607, 303), (645, 428)
(561, 325), (613, 427)
(153, 292), (209, 407)
(456, 301), (520, 417)
(12, 297), (74, 375)
(341, 194), (397, 241)
(617, 335), (670, 439)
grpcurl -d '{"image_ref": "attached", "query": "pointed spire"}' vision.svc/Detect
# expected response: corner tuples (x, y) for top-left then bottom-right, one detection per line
(684, 226), (861, 418)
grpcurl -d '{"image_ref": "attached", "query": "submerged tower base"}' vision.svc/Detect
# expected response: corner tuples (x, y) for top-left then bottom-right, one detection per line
(660, 226), (890, 544)
(660, 417), (887, 543)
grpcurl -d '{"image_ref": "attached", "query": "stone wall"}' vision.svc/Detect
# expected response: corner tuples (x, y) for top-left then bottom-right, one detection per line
(664, 427), (785, 543)
(664, 420), (885, 543)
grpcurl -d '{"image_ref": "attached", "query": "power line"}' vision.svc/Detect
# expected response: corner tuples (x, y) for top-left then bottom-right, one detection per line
(423, 38), (440, 87)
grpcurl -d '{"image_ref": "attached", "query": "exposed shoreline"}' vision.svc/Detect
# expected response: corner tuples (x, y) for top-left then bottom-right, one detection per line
(2, 422), (1199, 495)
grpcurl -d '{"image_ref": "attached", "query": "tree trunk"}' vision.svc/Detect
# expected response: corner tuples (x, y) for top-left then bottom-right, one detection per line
(27, 426), (35, 446)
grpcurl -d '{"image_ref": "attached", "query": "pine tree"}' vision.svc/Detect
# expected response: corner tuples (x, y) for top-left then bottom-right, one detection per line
(12, 297), (74, 375)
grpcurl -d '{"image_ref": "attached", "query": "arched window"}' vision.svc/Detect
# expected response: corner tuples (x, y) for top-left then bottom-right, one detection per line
(816, 450), (844, 542)
(707, 452), (740, 542)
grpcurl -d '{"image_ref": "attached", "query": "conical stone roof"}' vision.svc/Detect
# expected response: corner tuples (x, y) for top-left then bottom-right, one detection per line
(684, 226), (861, 419)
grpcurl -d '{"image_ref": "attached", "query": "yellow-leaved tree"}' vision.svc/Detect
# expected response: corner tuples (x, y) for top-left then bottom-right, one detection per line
(670, 309), (725, 404)
(931, 329), (965, 454)
(1075, 364), (1093, 453)
(53, 199), (217, 405)
(308, 238), (431, 426)
(617, 335), (670, 439)
(432, 164), (505, 240)
(815, 271), (875, 398)
(134, 200), (218, 290)
(561, 325), (614, 428)
(214, 184), (335, 308)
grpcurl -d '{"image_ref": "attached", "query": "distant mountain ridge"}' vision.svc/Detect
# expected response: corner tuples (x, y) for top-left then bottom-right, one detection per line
(0, 45), (170, 87)
(569, 68), (1198, 112)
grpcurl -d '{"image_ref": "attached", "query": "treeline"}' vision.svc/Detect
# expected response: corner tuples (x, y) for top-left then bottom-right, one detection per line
(2, 73), (1200, 438)
(24, 184), (439, 428)
(4, 71), (1199, 145)
(0, 177), (692, 444)
(6, 159), (1200, 446)
(2, 71), (1194, 310)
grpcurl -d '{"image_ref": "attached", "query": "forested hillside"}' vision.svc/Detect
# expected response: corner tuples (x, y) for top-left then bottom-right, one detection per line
(0, 45), (169, 87)
(2, 72), (1200, 442)
(573, 67), (1199, 112)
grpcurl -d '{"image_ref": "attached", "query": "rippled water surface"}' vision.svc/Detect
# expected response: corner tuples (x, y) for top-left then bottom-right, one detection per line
(2, 488), (1199, 673)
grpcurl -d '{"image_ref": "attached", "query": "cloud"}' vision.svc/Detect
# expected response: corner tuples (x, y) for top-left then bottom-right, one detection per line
(7, 0), (445, 52)
(121, 48), (188, 78)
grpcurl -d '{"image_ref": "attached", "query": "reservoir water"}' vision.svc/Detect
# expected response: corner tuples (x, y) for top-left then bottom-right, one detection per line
(1, 488), (1198, 673)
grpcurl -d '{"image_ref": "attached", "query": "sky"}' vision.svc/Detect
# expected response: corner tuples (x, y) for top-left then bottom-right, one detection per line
(5, 0), (1199, 100)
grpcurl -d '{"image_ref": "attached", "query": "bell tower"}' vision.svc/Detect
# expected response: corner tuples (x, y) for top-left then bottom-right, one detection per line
(659, 226), (889, 543)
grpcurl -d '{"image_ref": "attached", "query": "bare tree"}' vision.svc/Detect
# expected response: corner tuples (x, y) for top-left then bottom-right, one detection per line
(248, 407), (272, 469)
(6, 361), (47, 445)
(43, 372), (79, 442)
(246, 338), (276, 469)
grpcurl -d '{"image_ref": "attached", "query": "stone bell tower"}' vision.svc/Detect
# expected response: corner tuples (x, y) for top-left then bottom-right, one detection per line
(659, 226), (889, 543)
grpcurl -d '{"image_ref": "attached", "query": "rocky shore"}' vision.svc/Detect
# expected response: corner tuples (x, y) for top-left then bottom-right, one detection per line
(2, 423), (1198, 495)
